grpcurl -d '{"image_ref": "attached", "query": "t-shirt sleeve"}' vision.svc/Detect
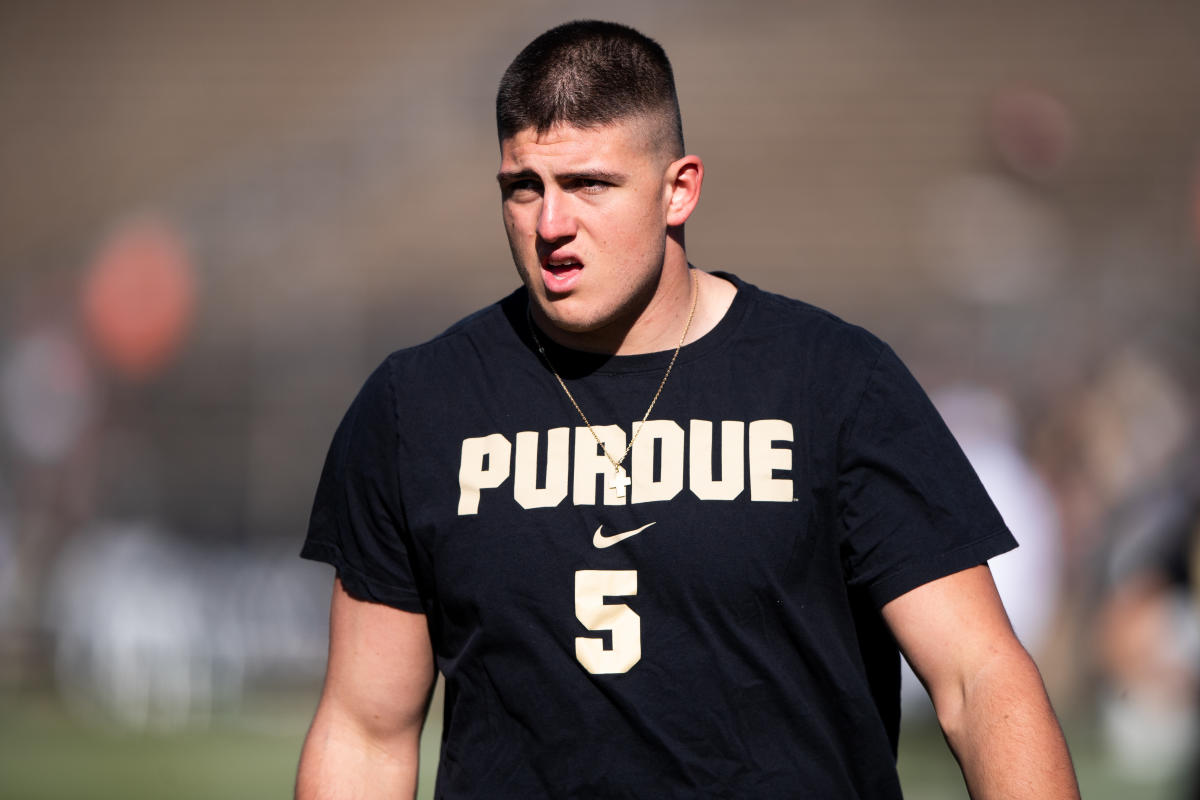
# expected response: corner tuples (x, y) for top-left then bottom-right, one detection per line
(837, 343), (1017, 608)
(301, 357), (426, 613)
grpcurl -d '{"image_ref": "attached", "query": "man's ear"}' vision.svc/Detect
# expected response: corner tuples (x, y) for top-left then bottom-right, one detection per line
(665, 155), (704, 227)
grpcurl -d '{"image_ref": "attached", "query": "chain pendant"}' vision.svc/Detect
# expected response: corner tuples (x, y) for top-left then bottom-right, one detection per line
(609, 466), (632, 498)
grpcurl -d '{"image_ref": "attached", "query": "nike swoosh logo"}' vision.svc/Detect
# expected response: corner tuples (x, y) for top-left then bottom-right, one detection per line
(593, 522), (656, 549)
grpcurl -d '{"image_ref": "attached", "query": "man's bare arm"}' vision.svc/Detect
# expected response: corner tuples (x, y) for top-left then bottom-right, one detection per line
(882, 564), (1080, 799)
(296, 578), (436, 800)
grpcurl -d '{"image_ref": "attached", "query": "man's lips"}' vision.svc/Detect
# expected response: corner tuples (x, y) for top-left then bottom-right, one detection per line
(541, 256), (583, 291)
(542, 256), (583, 273)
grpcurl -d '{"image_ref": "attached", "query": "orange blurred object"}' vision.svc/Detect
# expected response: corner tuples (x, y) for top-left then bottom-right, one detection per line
(80, 217), (197, 380)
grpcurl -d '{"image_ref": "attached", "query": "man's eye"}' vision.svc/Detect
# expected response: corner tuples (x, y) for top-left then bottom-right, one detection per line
(505, 180), (540, 198)
(575, 179), (608, 194)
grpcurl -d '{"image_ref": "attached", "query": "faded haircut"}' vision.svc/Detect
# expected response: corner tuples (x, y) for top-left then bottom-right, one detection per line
(496, 20), (685, 158)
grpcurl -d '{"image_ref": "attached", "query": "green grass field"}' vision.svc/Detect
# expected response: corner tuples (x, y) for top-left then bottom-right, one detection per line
(0, 686), (1185, 799)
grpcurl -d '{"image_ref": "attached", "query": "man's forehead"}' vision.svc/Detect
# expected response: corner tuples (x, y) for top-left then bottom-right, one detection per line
(499, 119), (662, 168)
(504, 119), (641, 147)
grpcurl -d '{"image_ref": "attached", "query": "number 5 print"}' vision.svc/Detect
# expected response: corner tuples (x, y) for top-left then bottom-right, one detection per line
(574, 570), (641, 674)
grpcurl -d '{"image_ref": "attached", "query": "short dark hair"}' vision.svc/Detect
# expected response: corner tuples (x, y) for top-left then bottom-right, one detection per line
(496, 20), (684, 157)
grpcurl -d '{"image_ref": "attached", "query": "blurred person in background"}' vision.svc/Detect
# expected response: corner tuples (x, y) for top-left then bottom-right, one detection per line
(1095, 443), (1200, 795)
(1032, 344), (1199, 794)
(296, 20), (1079, 799)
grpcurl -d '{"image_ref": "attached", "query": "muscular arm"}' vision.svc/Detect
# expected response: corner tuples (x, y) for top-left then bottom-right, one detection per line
(882, 565), (1080, 799)
(296, 578), (436, 800)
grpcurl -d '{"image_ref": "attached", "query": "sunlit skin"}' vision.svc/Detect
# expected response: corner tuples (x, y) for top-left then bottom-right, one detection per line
(498, 119), (727, 355)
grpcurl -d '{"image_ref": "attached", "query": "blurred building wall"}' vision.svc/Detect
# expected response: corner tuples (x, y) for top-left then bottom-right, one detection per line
(1, 0), (1198, 750)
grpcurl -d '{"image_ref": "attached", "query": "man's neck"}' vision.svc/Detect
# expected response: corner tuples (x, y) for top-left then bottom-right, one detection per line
(531, 267), (737, 357)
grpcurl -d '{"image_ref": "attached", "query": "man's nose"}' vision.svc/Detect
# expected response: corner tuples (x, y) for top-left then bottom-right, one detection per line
(536, 189), (576, 241)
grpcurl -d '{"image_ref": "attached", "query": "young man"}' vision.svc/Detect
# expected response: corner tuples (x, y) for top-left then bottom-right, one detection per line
(297, 20), (1080, 799)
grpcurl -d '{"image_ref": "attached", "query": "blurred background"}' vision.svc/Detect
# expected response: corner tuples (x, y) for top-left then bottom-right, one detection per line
(1, 1), (1198, 797)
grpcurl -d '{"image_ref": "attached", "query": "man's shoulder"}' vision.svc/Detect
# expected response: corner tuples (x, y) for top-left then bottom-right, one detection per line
(380, 287), (525, 370)
(728, 272), (886, 362)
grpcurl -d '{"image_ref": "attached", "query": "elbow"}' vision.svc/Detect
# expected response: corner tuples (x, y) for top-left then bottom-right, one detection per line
(930, 678), (969, 745)
(931, 639), (1045, 746)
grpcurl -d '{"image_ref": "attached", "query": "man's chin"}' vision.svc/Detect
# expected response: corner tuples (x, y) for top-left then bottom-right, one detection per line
(534, 304), (597, 335)
(526, 293), (613, 337)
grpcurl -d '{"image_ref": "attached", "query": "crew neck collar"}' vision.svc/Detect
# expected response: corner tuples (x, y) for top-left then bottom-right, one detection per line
(505, 271), (750, 378)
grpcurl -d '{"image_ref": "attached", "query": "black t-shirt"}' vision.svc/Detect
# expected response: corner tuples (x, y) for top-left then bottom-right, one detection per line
(302, 273), (1016, 798)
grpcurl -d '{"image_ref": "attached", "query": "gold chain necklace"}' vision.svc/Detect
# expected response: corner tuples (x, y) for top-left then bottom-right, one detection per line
(527, 270), (699, 498)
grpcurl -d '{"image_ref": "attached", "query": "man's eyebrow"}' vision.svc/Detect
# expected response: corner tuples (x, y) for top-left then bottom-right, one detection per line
(560, 169), (626, 184)
(495, 168), (629, 185)
(496, 168), (538, 184)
